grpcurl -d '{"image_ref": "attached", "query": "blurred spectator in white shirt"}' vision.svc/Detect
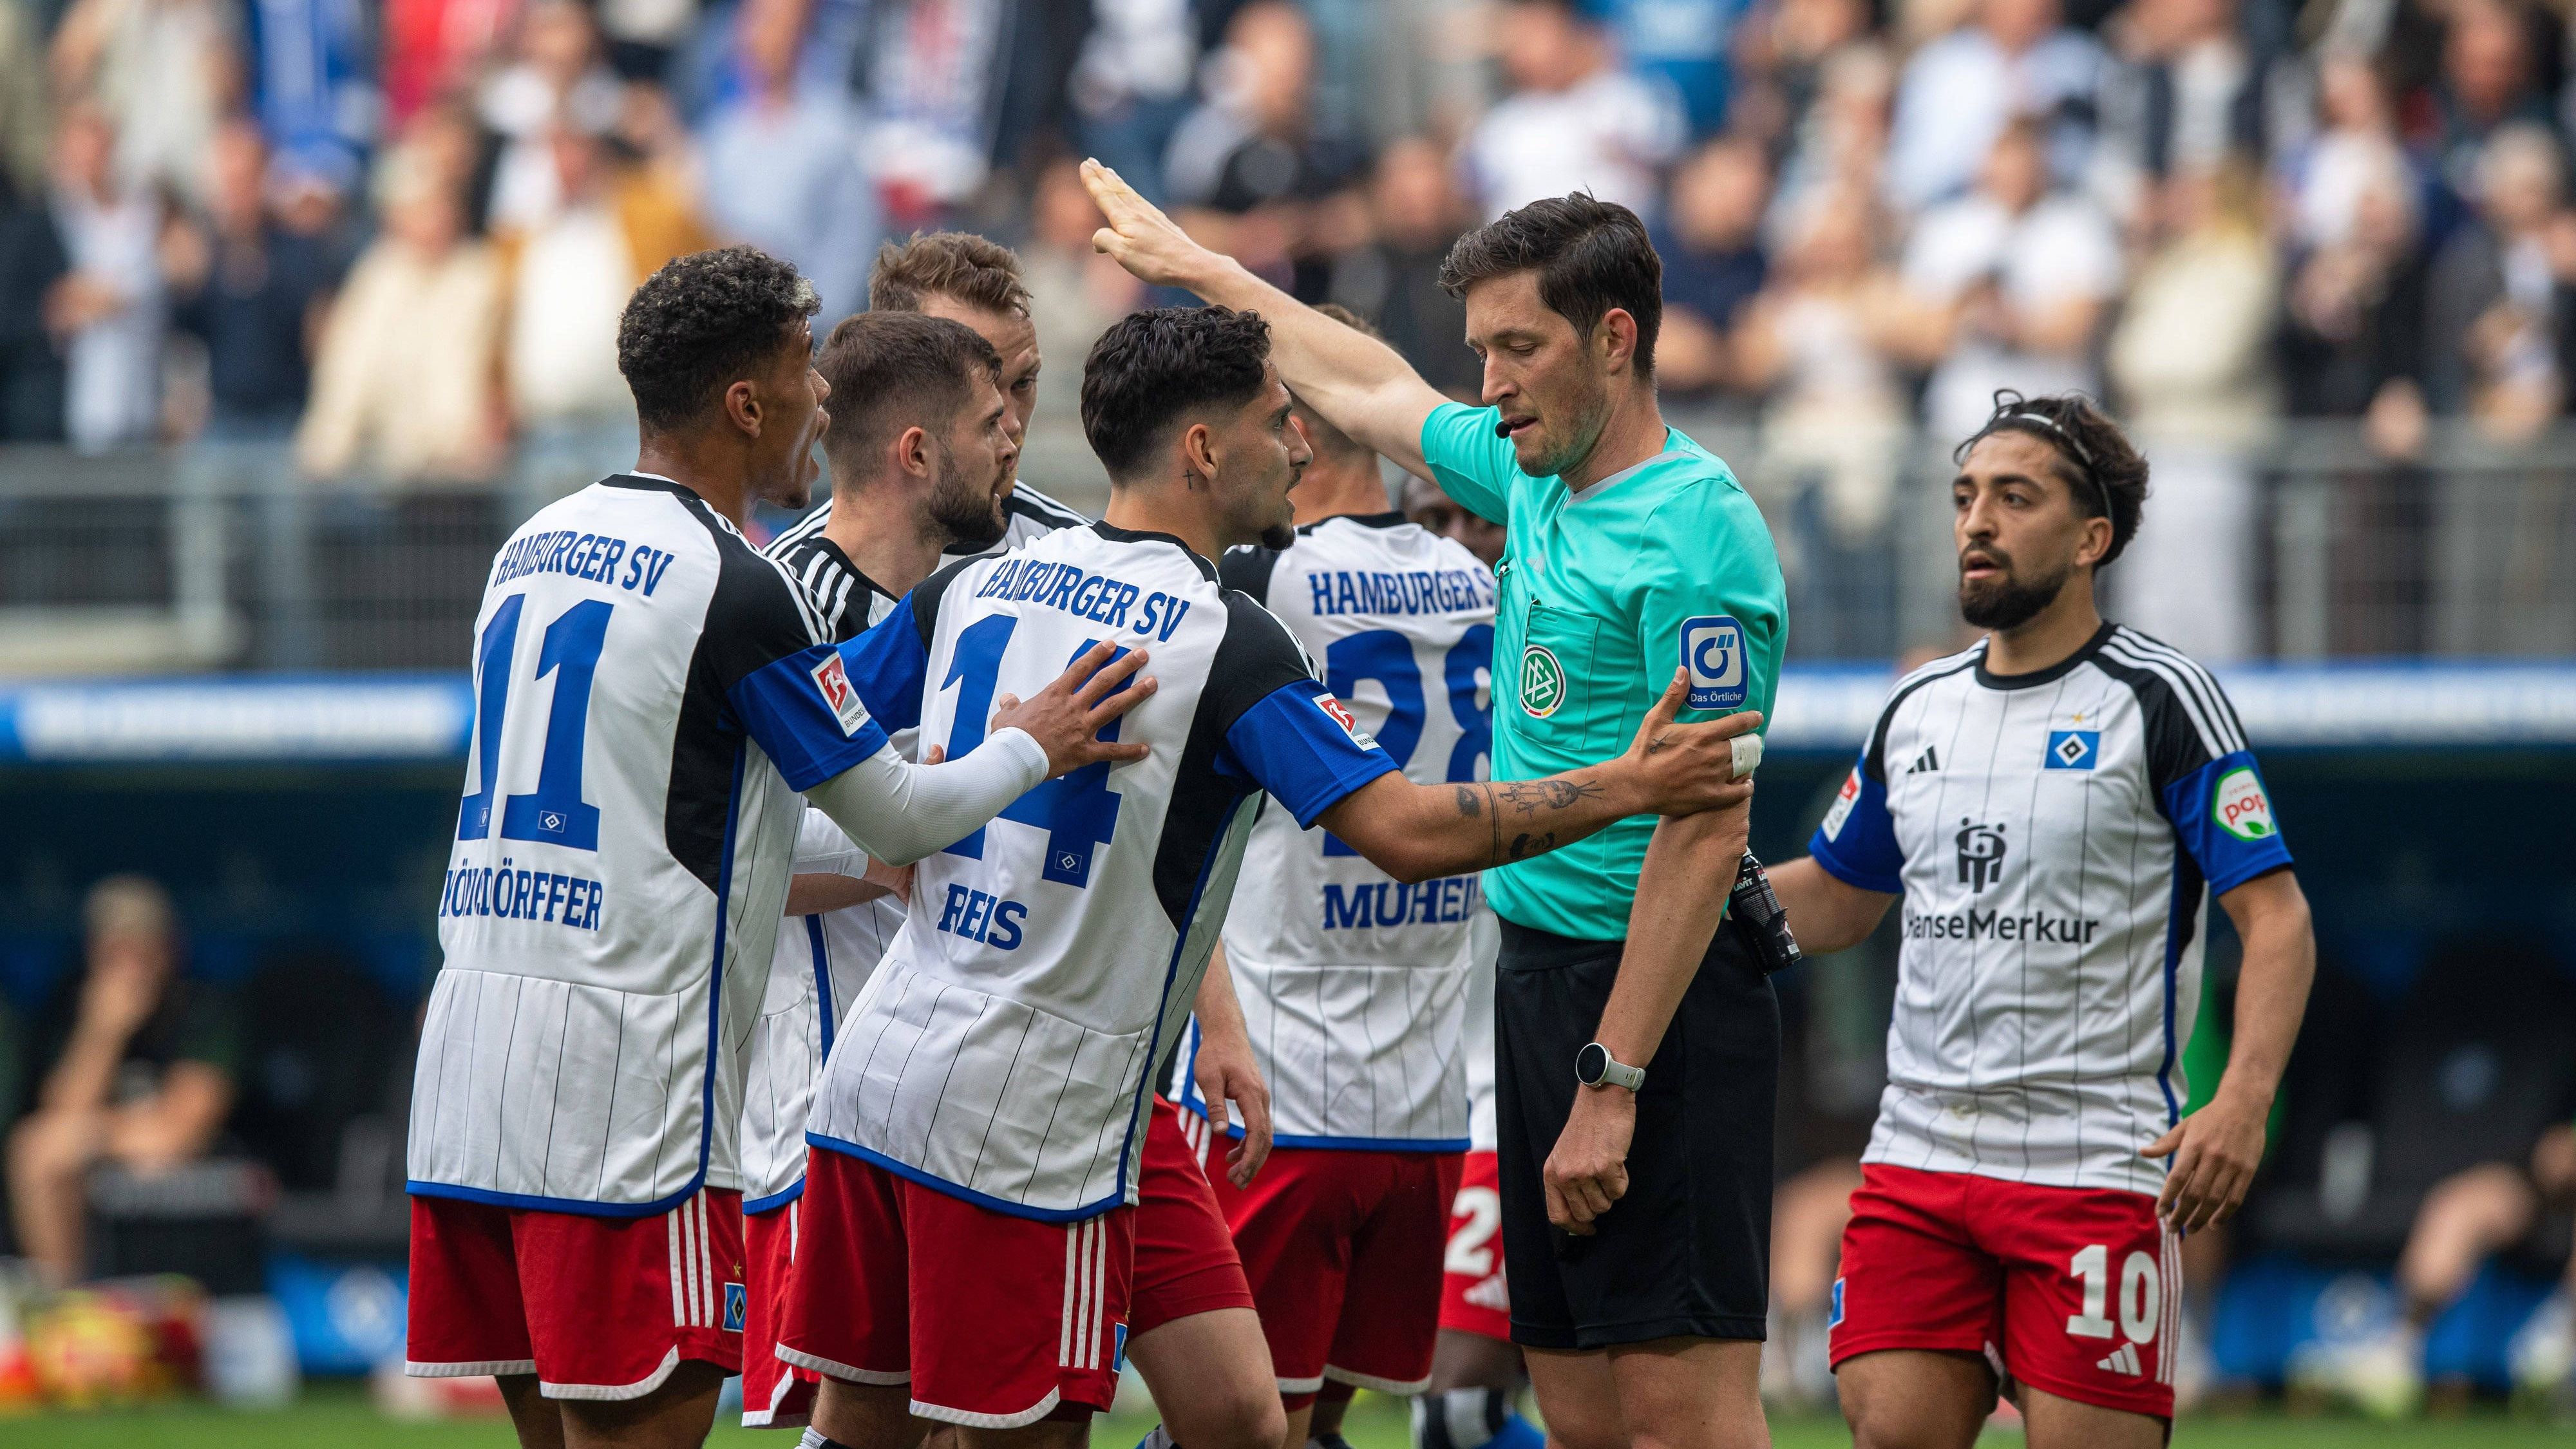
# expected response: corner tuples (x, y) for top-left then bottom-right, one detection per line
(1166, 0), (1368, 301)
(1902, 117), (2122, 437)
(1884, 0), (2100, 213)
(500, 127), (714, 506)
(1460, 0), (1685, 222)
(1771, 42), (1897, 229)
(295, 144), (504, 482)
(46, 104), (164, 451)
(2279, 48), (2416, 254)
(1654, 137), (1774, 398)
(698, 0), (878, 325)
(48, 0), (240, 209)
(2107, 160), (2277, 660)
(2090, 0), (2259, 229)
(1070, 0), (1201, 207)
(475, 0), (625, 236)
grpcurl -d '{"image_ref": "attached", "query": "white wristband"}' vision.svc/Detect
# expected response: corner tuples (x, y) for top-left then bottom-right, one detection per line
(1730, 734), (1763, 781)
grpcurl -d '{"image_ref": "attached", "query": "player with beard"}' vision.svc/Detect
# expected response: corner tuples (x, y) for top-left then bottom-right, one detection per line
(739, 311), (1022, 1429)
(773, 305), (1765, 1442)
(1763, 393), (2318, 1449)
(760, 246), (1291, 1447)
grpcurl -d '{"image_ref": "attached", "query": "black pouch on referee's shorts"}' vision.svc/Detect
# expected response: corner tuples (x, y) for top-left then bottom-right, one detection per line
(1728, 850), (1801, 974)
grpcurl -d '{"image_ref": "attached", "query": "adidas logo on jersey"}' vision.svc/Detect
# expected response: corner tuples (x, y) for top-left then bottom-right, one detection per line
(1908, 746), (1940, 774)
(2096, 1343), (2143, 1377)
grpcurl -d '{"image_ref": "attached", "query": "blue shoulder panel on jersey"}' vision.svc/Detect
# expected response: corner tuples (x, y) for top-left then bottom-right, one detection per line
(730, 645), (891, 791)
(835, 592), (931, 734)
(1807, 751), (1904, 894)
(1220, 680), (1403, 829)
(2159, 748), (2294, 896)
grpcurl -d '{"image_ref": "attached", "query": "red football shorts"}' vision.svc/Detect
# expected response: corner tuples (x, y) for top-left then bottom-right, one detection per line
(1132, 1097), (1256, 1336)
(1830, 1162), (2179, 1420)
(1211, 1133), (1463, 1405)
(741, 1198), (819, 1428)
(406, 1187), (744, 1399)
(1437, 1149), (1511, 1343)
(774, 1148), (1135, 1426)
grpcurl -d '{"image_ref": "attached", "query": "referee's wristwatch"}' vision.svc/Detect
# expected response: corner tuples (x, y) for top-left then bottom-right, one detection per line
(1575, 1042), (1645, 1092)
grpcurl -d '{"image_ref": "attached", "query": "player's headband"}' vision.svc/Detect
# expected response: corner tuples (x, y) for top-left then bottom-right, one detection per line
(1976, 408), (2115, 522)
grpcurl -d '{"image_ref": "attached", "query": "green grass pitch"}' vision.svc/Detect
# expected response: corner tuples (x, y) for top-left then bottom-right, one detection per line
(2, 1385), (2569, 1448)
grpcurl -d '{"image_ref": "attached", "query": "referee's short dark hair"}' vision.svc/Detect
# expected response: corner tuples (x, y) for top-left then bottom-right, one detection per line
(1956, 390), (2152, 566)
(1081, 305), (1274, 480)
(817, 311), (1002, 475)
(1438, 192), (1662, 374)
(618, 245), (819, 431)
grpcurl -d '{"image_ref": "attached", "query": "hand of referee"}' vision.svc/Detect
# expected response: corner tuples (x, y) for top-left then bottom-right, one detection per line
(2143, 1086), (2269, 1232)
(991, 641), (1157, 776)
(1544, 1086), (1634, 1236)
(1624, 671), (1762, 817)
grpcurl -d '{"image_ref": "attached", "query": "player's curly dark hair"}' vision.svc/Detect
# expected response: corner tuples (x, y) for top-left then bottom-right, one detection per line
(1955, 390), (2151, 567)
(1080, 305), (1274, 480)
(617, 245), (820, 431)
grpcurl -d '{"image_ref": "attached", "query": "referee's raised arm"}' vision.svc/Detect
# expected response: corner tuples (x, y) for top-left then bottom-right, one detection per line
(1081, 159), (1447, 478)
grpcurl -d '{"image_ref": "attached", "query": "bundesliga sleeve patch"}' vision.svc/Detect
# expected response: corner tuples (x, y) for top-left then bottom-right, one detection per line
(1680, 615), (1747, 710)
(1312, 692), (1379, 750)
(1821, 766), (1861, 840)
(2213, 766), (2275, 840)
(810, 651), (870, 737)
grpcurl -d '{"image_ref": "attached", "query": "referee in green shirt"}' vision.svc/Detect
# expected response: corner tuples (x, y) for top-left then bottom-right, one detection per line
(1086, 164), (1786, 1449)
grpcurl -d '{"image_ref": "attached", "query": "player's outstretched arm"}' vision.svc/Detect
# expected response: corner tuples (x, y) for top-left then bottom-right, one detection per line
(1319, 672), (1760, 884)
(1083, 159), (1448, 477)
(805, 643), (1155, 867)
(2146, 868), (2315, 1231)
(1765, 857), (1899, 955)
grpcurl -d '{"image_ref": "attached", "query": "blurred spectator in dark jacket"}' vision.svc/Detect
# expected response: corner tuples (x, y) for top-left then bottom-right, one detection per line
(2425, 122), (2572, 433)
(2428, 0), (2554, 208)
(8, 876), (238, 1287)
(697, 0), (877, 325)
(1654, 137), (1774, 396)
(165, 118), (337, 440)
(0, 167), (68, 442)
(1328, 135), (1478, 397)
(1165, 0), (1368, 303)
(2090, 0), (2260, 230)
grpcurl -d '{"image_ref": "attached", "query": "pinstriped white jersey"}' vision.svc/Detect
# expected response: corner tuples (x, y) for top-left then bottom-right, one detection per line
(1172, 515), (1495, 1148)
(1809, 624), (2294, 1196)
(804, 523), (1400, 1219)
(739, 530), (905, 1209)
(766, 478), (1092, 585)
(407, 475), (889, 1215)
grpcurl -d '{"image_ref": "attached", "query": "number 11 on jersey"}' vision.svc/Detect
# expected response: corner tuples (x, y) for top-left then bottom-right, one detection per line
(459, 594), (613, 851)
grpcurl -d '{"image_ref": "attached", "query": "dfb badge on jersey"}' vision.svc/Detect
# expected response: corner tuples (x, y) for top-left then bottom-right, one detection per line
(1681, 616), (1747, 710)
(809, 650), (869, 736)
(2045, 729), (2100, 770)
(1312, 692), (1379, 750)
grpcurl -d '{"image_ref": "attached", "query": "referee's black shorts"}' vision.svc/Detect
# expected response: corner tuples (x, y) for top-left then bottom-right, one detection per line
(1493, 916), (1779, 1350)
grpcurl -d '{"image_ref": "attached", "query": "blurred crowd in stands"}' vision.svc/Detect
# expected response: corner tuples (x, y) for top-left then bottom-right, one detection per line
(5, 0), (2576, 639)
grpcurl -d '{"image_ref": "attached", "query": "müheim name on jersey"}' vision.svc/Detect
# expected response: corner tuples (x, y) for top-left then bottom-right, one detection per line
(488, 527), (679, 595)
(1305, 567), (1495, 618)
(1901, 905), (2103, 944)
(1320, 872), (1484, 931)
(970, 556), (1195, 639)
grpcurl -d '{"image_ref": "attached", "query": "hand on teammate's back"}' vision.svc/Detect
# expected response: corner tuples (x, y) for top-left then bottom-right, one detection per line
(1622, 670), (1762, 817)
(1082, 160), (1216, 292)
(990, 641), (1157, 775)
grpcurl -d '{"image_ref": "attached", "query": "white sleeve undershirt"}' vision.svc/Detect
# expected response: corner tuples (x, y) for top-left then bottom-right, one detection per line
(801, 726), (1050, 867)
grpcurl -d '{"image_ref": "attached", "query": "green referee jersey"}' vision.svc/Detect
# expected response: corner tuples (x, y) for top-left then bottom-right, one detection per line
(1420, 401), (1786, 942)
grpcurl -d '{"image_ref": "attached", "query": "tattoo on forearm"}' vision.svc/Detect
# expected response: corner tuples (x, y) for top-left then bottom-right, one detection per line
(1492, 779), (1604, 814)
(1506, 831), (1557, 861)
(1451, 775), (1606, 865)
(1453, 786), (1481, 818)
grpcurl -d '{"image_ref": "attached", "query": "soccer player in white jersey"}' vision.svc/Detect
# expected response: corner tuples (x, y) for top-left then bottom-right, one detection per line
(773, 305), (1763, 1443)
(737, 310), (1023, 1430)
(1764, 393), (2318, 1449)
(761, 242), (1291, 1448)
(1155, 303), (1495, 1443)
(401, 247), (1153, 1449)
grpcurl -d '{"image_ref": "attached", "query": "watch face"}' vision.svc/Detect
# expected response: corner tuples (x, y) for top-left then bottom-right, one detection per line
(1577, 1042), (1607, 1086)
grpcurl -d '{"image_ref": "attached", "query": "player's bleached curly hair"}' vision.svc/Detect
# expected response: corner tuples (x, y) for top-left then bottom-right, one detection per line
(1955, 390), (2152, 567)
(617, 245), (820, 431)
